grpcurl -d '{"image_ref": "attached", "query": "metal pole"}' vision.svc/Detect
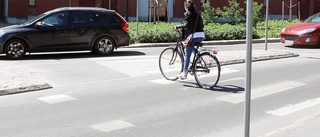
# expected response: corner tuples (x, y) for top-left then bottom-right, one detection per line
(245, 0), (253, 136)
(289, 0), (292, 21)
(166, 0), (170, 22)
(282, 1), (284, 20)
(136, 0), (139, 36)
(153, 0), (156, 22)
(69, 0), (71, 7)
(149, 0), (152, 22)
(298, 2), (300, 20)
(126, 0), (129, 21)
(265, 0), (269, 51)
(157, 0), (159, 22)
(109, 0), (111, 9)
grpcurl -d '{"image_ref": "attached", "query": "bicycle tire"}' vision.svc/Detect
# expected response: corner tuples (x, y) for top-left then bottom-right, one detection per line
(159, 47), (183, 81)
(194, 52), (221, 89)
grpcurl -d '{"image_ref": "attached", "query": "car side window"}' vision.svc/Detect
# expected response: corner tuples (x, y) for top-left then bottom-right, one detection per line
(110, 14), (122, 23)
(311, 15), (320, 23)
(93, 12), (110, 24)
(70, 11), (95, 26)
(41, 12), (68, 26)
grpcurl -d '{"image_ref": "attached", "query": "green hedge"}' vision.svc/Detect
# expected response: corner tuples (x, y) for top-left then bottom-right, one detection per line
(128, 19), (299, 43)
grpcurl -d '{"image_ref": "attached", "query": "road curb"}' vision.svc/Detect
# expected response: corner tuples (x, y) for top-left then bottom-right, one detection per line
(217, 49), (299, 66)
(0, 84), (52, 96)
(127, 38), (281, 48)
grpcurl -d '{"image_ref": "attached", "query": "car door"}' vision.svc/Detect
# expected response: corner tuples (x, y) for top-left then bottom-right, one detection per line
(28, 11), (70, 52)
(68, 11), (97, 50)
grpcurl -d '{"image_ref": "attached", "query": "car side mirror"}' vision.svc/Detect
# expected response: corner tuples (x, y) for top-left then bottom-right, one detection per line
(35, 22), (44, 29)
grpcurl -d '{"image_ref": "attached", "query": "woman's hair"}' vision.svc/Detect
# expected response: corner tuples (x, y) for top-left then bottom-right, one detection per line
(184, 0), (195, 12)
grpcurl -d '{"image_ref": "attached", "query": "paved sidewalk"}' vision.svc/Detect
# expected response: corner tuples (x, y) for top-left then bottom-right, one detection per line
(0, 61), (52, 95)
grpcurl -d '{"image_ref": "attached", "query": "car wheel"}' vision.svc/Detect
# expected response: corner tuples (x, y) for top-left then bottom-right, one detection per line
(317, 36), (320, 47)
(4, 39), (27, 60)
(94, 36), (115, 55)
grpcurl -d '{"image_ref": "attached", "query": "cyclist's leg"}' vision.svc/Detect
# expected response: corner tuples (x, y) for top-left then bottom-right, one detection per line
(183, 45), (194, 71)
(183, 38), (203, 70)
(180, 38), (204, 80)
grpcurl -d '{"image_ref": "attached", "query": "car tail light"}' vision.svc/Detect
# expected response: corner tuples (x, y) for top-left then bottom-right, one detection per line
(116, 13), (129, 33)
(122, 23), (129, 33)
(213, 50), (218, 55)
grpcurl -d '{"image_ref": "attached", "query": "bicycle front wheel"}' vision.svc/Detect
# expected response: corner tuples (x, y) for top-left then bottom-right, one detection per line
(194, 52), (221, 89)
(159, 47), (183, 80)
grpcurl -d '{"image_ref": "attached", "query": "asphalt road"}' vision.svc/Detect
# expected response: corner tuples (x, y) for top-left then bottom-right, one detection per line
(1, 43), (320, 137)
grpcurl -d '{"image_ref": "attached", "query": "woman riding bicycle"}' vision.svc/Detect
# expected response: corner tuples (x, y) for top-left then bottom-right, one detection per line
(175, 0), (205, 80)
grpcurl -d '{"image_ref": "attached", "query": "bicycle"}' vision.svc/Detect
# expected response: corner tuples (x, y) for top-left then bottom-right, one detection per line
(158, 28), (221, 89)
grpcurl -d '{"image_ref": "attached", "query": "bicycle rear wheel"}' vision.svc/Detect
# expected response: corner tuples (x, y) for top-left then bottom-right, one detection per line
(194, 52), (221, 89)
(159, 47), (183, 80)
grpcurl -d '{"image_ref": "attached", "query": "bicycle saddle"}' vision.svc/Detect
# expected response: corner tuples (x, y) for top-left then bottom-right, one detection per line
(195, 42), (204, 47)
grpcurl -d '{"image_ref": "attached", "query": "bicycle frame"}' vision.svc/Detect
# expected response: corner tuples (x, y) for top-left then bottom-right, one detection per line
(159, 27), (221, 88)
(174, 28), (206, 74)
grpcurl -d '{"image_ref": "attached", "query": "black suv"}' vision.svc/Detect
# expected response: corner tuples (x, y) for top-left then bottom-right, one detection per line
(0, 7), (130, 59)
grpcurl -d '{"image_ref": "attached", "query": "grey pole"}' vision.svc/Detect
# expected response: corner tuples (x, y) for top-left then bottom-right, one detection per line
(265, 0), (269, 50)
(289, 0), (292, 21)
(136, 0), (139, 36)
(282, 1), (284, 20)
(109, 0), (111, 9)
(245, 0), (253, 137)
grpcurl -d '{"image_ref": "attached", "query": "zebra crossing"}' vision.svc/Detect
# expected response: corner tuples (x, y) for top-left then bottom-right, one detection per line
(216, 81), (307, 104)
(89, 55), (320, 116)
(33, 55), (320, 134)
(35, 77), (319, 134)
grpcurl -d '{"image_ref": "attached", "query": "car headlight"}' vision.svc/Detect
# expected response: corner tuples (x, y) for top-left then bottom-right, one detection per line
(282, 28), (286, 32)
(298, 28), (316, 35)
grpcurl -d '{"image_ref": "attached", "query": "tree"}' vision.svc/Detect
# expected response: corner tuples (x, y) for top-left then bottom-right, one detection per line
(220, 0), (243, 25)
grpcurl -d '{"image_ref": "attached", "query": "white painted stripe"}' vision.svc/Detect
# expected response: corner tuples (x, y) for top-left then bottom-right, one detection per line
(89, 55), (158, 61)
(149, 68), (240, 84)
(219, 77), (244, 83)
(220, 68), (240, 74)
(216, 81), (306, 104)
(116, 58), (157, 63)
(266, 97), (320, 116)
(260, 110), (320, 137)
(38, 94), (77, 104)
(148, 68), (181, 74)
(90, 120), (134, 133)
(150, 78), (177, 84)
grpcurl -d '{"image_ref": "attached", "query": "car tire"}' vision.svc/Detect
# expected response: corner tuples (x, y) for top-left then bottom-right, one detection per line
(94, 36), (115, 55)
(317, 36), (320, 47)
(4, 39), (27, 60)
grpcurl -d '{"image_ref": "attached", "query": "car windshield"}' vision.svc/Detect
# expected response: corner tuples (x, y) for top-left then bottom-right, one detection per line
(22, 13), (47, 25)
(304, 13), (320, 23)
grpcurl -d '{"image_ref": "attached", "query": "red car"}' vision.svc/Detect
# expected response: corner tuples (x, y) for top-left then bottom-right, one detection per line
(280, 12), (320, 46)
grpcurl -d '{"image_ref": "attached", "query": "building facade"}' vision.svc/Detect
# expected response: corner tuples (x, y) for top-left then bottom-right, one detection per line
(1, 0), (319, 24)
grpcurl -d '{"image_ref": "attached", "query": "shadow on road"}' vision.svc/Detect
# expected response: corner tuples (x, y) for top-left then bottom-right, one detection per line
(179, 81), (244, 93)
(0, 50), (146, 60)
(212, 85), (244, 93)
(285, 45), (320, 49)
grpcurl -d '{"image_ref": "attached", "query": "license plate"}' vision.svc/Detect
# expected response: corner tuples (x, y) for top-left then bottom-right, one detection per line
(284, 40), (294, 45)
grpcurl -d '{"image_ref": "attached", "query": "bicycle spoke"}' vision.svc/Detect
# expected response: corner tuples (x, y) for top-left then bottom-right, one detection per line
(159, 48), (183, 81)
(194, 53), (221, 89)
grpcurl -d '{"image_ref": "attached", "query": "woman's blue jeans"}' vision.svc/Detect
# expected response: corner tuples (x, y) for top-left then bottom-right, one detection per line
(184, 37), (204, 71)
